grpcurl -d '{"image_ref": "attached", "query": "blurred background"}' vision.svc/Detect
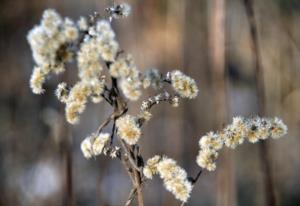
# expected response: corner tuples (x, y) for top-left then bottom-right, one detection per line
(1, 0), (300, 205)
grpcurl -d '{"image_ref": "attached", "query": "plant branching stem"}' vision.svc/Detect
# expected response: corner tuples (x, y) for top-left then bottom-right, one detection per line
(95, 61), (144, 206)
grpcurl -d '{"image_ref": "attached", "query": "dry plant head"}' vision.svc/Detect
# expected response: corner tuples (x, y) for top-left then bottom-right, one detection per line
(27, 2), (288, 205)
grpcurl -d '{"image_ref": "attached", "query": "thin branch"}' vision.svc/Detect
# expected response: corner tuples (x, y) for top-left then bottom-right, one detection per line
(96, 106), (127, 136)
(119, 153), (136, 184)
(140, 91), (178, 111)
(118, 138), (141, 172)
(110, 119), (116, 146)
(191, 168), (203, 184)
(132, 168), (144, 206)
(96, 112), (115, 135)
(101, 86), (113, 105)
(125, 179), (147, 206)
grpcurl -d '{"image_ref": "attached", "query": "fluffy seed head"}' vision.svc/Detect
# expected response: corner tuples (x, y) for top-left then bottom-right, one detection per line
(81, 133), (110, 158)
(143, 155), (161, 179)
(55, 82), (69, 103)
(170, 70), (198, 99)
(116, 115), (141, 145)
(196, 149), (218, 171)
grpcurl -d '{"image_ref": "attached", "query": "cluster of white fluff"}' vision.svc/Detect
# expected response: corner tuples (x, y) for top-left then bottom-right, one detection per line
(137, 110), (152, 125)
(28, 10), (200, 125)
(28, 10), (112, 124)
(63, 19), (118, 124)
(116, 115), (141, 145)
(169, 70), (198, 99)
(54, 77), (105, 124)
(110, 55), (142, 101)
(196, 117), (288, 171)
(143, 156), (192, 203)
(81, 133), (110, 158)
(84, 20), (119, 63)
(64, 79), (105, 124)
(143, 155), (161, 179)
(28, 9), (79, 94)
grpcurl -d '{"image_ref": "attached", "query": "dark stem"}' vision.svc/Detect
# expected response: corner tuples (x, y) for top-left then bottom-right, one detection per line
(63, 131), (74, 206)
(110, 119), (116, 146)
(192, 168), (203, 184)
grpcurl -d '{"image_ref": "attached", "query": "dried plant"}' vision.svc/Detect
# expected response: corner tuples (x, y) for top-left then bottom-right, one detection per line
(27, 3), (288, 205)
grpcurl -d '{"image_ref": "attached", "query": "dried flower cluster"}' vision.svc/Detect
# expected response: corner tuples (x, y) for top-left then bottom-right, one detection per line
(28, 8), (198, 125)
(116, 115), (141, 145)
(28, 9), (78, 94)
(81, 133), (110, 158)
(28, 4), (288, 206)
(196, 117), (288, 171)
(144, 156), (193, 202)
(81, 132), (120, 159)
(169, 70), (198, 99)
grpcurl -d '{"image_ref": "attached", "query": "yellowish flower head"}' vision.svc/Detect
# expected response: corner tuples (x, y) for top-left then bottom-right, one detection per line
(81, 132), (110, 158)
(170, 70), (198, 99)
(116, 115), (141, 145)
(143, 155), (161, 179)
(196, 149), (218, 171)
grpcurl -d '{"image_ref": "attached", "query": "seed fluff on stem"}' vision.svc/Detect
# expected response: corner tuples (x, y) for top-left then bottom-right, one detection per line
(196, 116), (287, 171)
(116, 114), (141, 145)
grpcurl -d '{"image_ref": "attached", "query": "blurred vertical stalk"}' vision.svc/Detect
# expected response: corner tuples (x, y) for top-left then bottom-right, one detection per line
(60, 120), (74, 206)
(208, 0), (236, 206)
(243, 0), (276, 206)
(59, 65), (74, 206)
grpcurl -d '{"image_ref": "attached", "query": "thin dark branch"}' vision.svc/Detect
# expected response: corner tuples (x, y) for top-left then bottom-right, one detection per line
(101, 93), (113, 105)
(118, 138), (141, 172)
(110, 119), (116, 146)
(96, 112), (115, 135)
(192, 168), (203, 184)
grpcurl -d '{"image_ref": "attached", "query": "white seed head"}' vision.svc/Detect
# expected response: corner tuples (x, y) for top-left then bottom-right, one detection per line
(170, 70), (198, 99)
(116, 115), (141, 145)
(55, 82), (69, 103)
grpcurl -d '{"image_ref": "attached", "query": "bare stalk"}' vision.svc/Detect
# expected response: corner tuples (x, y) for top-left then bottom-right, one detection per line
(60, 123), (74, 206)
(125, 179), (147, 206)
(132, 168), (144, 206)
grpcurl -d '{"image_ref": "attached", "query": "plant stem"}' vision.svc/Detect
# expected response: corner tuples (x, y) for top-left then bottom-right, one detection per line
(100, 61), (144, 206)
(133, 169), (144, 206)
